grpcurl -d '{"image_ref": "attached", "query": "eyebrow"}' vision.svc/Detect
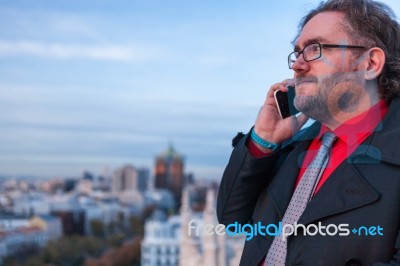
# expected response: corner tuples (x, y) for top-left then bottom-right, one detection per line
(294, 36), (331, 51)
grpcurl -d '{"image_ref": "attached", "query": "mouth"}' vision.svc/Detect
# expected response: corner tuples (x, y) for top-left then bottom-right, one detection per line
(295, 78), (317, 87)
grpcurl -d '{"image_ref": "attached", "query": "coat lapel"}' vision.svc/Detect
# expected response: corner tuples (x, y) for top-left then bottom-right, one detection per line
(268, 123), (320, 219)
(298, 161), (379, 225)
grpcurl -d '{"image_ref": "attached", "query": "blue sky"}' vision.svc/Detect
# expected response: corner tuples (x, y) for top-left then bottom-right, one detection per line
(0, 0), (399, 180)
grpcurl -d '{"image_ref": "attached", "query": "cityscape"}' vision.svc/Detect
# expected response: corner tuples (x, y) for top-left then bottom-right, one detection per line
(0, 144), (245, 266)
(3, 1), (399, 266)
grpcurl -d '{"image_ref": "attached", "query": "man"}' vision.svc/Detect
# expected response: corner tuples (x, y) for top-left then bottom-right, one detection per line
(217, 0), (400, 265)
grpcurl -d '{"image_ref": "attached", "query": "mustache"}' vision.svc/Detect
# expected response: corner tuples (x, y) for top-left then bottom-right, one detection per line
(295, 76), (318, 86)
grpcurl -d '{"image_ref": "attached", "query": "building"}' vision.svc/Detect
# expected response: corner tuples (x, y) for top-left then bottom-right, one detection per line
(144, 189), (175, 212)
(0, 214), (62, 263)
(12, 192), (51, 216)
(154, 144), (186, 210)
(137, 167), (150, 192)
(141, 215), (181, 266)
(31, 215), (63, 240)
(141, 187), (244, 266)
(112, 165), (138, 193)
(78, 199), (103, 235)
(0, 213), (31, 231)
(76, 179), (93, 195)
(0, 226), (47, 259)
(179, 188), (244, 266)
(50, 194), (85, 235)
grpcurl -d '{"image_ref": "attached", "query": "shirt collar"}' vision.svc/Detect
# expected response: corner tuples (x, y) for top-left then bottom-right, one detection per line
(317, 99), (388, 146)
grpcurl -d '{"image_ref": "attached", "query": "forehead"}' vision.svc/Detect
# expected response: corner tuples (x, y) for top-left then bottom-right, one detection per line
(295, 11), (351, 50)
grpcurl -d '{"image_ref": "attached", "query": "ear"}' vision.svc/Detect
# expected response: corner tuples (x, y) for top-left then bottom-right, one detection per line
(364, 47), (385, 80)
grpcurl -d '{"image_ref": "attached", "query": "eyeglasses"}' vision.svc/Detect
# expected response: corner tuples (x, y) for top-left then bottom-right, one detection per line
(288, 42), (367, 69)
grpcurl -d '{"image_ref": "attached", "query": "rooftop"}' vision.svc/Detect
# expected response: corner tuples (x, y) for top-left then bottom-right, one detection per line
(157, 143), (183, 160)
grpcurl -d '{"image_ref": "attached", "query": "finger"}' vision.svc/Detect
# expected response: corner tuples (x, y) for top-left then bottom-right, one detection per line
(265, 82), (288, 106)
(282, 79), (295, 88)
(286, 113), (309, 137)
(267, 82), (286, 95)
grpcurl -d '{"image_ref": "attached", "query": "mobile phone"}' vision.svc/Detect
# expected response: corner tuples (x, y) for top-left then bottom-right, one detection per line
(274, 86), (299, 119)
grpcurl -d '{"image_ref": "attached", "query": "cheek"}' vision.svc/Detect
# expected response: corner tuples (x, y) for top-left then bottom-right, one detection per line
(326, 81), (366, 122)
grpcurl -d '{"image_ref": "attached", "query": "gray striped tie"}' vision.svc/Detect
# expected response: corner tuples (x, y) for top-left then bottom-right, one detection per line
(265, 132), (337, 265)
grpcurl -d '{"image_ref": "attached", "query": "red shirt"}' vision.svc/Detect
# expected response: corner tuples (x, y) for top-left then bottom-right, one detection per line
(249, 99), (388, 194)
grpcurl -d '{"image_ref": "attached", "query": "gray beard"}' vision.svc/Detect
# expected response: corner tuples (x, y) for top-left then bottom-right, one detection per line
(294, 94), (331, 122)
(294, 72), (361, 123)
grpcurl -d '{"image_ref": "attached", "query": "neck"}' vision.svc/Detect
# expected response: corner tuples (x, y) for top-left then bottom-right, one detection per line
(323, 86), (380, 130)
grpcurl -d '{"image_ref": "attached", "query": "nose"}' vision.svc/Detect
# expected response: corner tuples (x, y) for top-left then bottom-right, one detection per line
(291, 54), (310, 74)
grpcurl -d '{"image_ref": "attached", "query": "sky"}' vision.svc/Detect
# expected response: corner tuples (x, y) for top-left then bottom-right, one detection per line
(0, 0), (399, 180)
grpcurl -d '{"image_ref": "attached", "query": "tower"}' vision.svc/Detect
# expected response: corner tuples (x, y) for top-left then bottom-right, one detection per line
(154, 144), (185, 209)
(179, 187), (201, 266)
(203, 188), (218, 266)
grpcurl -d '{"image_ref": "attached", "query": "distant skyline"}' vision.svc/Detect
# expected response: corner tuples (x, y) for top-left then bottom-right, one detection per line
(0, 0), (399, 180)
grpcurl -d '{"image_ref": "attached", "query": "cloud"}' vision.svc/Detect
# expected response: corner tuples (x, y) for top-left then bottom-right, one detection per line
(0, 40), (159, 61)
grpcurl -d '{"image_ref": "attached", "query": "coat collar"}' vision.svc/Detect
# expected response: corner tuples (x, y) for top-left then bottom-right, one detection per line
(351, 97), (400, 166)
(301, 97), (400, 166)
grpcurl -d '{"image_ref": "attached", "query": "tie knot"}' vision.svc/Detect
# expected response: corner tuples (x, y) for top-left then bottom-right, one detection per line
(321, 132), (337, 149)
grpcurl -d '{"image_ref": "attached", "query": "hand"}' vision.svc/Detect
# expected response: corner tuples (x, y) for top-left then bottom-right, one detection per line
(253, 80), (309, 151)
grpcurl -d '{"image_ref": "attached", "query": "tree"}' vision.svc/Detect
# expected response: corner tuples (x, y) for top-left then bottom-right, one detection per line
(84, 237), (142, 266)
(129, 216), (144, 236)
(90, 219), (105, 238)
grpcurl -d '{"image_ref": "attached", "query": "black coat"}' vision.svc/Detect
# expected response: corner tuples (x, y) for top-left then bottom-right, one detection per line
(217, 97), (400, 266)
